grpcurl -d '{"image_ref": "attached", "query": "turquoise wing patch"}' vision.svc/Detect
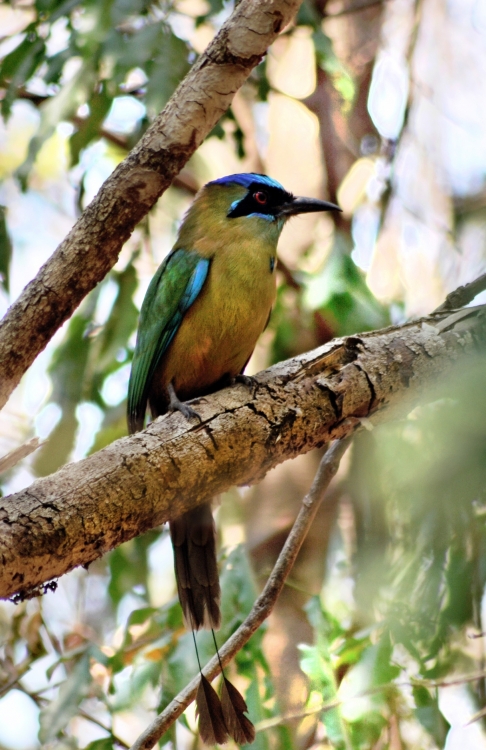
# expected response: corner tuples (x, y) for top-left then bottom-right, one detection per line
(127, 249), (210, 433)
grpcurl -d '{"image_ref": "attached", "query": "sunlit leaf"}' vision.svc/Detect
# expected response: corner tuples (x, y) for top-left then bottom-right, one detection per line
(144, 27), (191, 115)
(84, 739), (114, 750)
(69, 81), (112, 165)
(412, 685), (449, 745)
(33, 297), (95, 475)
(313, 29), (356, 104)
(16, 58), (97, 187)
(0, 31), (46, 119)
(108, 529), (162, 605)
(39, 652), (91, 743)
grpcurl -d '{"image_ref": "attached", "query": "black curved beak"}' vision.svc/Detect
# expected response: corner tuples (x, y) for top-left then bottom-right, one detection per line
(278, 196), (342, 217)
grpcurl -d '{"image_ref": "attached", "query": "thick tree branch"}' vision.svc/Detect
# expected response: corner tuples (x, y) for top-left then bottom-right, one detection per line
(1, 307), (485, 601)
(0, 0), (302, 411)
(130, 437), (352, 750)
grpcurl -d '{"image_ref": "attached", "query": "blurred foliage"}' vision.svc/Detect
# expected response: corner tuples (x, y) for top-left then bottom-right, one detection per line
(0, 205), (12, 293)
(1, 0), (486, 748)
(351, 358), (486, 671)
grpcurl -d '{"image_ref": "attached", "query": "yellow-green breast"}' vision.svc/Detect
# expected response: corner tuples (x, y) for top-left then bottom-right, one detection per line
(149, 182), (282, 405)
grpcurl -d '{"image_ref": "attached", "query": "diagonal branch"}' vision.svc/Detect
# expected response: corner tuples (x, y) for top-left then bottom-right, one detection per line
(0, 0), (303, 411)
(130, 436), (352, 750)
(434, 271), (486, 312)
(1, 306), (486, 602)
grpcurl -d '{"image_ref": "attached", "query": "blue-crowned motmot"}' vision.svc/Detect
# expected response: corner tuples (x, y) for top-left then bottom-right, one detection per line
(127, 173), (340, 740)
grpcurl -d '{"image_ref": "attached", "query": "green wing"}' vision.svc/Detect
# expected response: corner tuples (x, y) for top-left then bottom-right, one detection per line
(127, 249), (210, 433)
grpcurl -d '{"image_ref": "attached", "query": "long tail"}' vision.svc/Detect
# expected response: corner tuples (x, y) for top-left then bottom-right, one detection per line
(169, 502), (221, 630)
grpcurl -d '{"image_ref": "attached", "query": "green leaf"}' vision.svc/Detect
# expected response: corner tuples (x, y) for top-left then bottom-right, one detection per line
(16, 58), (97, 187)
(39, 653), (91, 743)
(202, 0), (225, 15)
(144, 27), (191, 115)
(33, 297), (96, 476)
(303, 234), (389, 335)
(34, 409), (78, 477)
(241, 675), (270, 750)
(102, 21), (166, 74)
(300, 634), (348, 747)
(0, 206), (13, 293)
(48, 301), (95, 405)
(44, 0), (84, 24)
(220, 545), (258, 635)
(127, 606), (158, 627)
(313, 29), (355, 104)
(44, 47), (73, 85)
(88, 407), (128, 453)
(84, 739), (114, 750)
(69, 81), (113, 165)
(110, 660), (161, 711)
(92, 262), (139, 381)
(110, 0), (151, 25)
(412, 685), (449, 746)
(0, 31), (46, 119)
(108, 529), (162, 605)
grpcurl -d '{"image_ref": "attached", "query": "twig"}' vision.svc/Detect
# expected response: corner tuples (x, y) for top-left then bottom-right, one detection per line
(0, 658), (32, 699)
(277, 257), (302, 290)
(0, 437), (46, 475)
(255, 669), (486, 732)
(129, 437), (353, 750)
(434, 271), (486, 312)
(77, 707), (130, 749)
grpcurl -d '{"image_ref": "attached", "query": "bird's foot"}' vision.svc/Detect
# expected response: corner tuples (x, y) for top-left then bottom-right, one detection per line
(167, 382), (201, 422)
(231, 373), (258, 396)
(233, 373), (254, 387)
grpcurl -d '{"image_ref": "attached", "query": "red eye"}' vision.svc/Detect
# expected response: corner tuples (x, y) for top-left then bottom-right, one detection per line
(254, 191), (267, 205)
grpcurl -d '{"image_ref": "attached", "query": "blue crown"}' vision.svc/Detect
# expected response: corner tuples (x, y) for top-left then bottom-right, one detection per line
(207, 173), (285, 191)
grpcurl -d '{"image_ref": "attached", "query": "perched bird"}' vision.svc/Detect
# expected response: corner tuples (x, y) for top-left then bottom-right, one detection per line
(127, 173), (340, 743)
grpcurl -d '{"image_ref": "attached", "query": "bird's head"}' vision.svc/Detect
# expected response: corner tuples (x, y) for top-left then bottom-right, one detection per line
(209, 173), (340, 223)
(176, 173), (341, 247)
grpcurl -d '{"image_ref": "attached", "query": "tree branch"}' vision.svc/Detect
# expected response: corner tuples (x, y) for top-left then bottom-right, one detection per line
(1, 307), (486, 602)
(434, 271), (486, 312)
(0, 0), (302, 411)
(130, 437), (352, 750)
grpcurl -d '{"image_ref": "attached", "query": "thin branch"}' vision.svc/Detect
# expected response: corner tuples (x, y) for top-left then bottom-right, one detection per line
(434, 271), (486, 312)
(130, 437), (352, 750)
(16, 681), (130, 749)
(0, 437), (46, 475)
(277, 257), (302, 290)
(256, 670), (486, 732)
(0, 658), (32, 700)
(76, 708), (130, 749)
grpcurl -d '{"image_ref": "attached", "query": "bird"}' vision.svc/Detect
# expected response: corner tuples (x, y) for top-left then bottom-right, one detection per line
(127, 172), (341, 743)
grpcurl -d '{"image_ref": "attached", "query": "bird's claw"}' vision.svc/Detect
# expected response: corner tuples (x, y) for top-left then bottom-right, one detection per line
(167, 382), (202, 422)
(234, 374), (254, 387)
(231, 373), (258, 396)
(171, 401), (201, 421)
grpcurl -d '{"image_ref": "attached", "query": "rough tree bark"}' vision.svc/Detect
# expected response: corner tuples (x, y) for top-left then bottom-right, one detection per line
(1, 307), (485, 601)
(0, 0), (303, 411)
